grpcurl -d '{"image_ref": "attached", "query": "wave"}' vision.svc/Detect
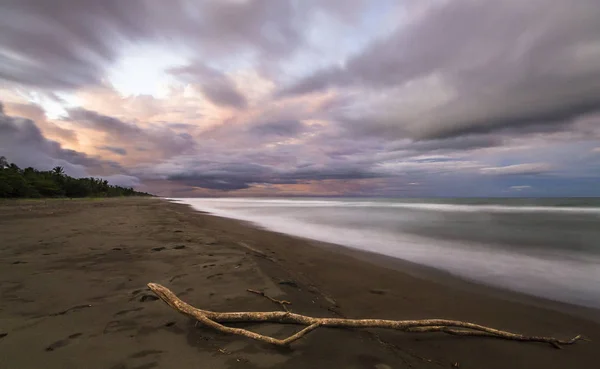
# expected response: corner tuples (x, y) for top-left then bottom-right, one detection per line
(381, 203), (600, 214)
(172, 197), (600, 308)
(178, 197), (600, 214)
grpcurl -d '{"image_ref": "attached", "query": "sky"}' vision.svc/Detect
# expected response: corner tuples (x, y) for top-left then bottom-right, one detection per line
(1, 0), (599, 197)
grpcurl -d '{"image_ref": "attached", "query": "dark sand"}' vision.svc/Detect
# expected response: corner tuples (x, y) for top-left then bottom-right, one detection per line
(0, 198), (598, 369)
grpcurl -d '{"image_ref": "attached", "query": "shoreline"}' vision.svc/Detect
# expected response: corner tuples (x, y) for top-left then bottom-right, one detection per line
(172, 198), (600, 323)
(1, 197), (598, 368)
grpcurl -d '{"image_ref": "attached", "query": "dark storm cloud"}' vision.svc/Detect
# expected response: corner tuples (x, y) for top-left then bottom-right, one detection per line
(170, 63), (247, 109)
(387, 135), (505, 153)
(413, 91), (600, 140)
(286, 166), (382, 181)
(0, 107), (131, 179)
(167, 162), (384, 191)
(168, 162), (273, 190)
(283, 0), (600, 140)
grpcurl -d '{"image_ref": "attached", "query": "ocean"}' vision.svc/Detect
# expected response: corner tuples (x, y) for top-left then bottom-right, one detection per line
(172, 197), (600, 309)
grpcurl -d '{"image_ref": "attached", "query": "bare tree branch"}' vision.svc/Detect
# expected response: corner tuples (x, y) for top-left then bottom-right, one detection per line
(148, 283), (585, 348)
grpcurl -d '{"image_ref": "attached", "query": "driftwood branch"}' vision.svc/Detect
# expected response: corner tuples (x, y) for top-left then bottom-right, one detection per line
(147, 283), (585, 348)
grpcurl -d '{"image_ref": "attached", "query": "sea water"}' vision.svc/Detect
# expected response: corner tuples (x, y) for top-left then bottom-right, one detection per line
(172, 197), (600, 309)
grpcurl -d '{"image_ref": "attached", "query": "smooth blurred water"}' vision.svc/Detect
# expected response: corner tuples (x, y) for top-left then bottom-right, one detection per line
(173, 197), (600, 308)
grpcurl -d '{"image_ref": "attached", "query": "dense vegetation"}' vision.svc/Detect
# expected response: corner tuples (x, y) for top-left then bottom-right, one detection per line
(0, 156), (152, 198)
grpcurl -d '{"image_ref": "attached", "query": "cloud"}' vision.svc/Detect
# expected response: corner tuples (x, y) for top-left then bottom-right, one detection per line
(376, 158), (482, 175)
(0, 106), (135, 183)
(0, 0), (139, 90)
(148, 156), (387, 192)
(68, 108), (141, 136)
(98, 145), (127, 156)
(248, 120), (307, 137)
(284, 0), (600, 140)
(169, 63), (248, 109)
(481, 163), (553, 175)
(1, 1), (599, 197)
(0, 0), (340, 91)
(3, 102), (78, 143)
(65, 107), (196, 161)
(509, 185), (532, 191)
(199, 117), (313, 146)
(390, 134), (505, 153)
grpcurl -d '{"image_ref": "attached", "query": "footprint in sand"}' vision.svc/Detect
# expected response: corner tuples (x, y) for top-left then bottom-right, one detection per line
(206, 273), (223, 280)
(169, 274), (187, 282)
(129, 349), (163, 359)
(114, 307), (144, 317)
(139, 294), (159, 302)
(45, 333), (82, 351)
(112, 363), (158, 369)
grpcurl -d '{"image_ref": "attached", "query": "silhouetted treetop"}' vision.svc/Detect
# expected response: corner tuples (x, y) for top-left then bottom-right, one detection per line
(0, 157), (152, 198)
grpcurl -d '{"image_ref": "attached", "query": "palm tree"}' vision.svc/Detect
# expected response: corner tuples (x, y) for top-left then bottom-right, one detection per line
(52, 166), (65, 176)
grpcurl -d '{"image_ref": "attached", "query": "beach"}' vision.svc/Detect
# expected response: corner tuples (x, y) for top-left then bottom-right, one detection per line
(0, 197), (598, 369)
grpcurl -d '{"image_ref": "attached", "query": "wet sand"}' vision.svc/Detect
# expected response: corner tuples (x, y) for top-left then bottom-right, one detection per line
(0, 197), (598, 369)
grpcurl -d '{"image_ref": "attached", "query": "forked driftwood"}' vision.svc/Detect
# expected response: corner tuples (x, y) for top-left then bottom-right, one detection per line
(148, 283), (584, 349)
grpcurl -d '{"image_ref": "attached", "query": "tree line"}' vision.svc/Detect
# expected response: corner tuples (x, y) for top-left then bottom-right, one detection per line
(0, 156), (152, 198)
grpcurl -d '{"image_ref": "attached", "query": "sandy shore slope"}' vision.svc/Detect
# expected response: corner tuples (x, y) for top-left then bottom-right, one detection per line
(0, 198), (598, 369)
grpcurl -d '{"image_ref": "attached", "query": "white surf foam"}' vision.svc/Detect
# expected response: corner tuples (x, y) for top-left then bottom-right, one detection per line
(185, 197), (600, 214)
(172, 197), (600, 308)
